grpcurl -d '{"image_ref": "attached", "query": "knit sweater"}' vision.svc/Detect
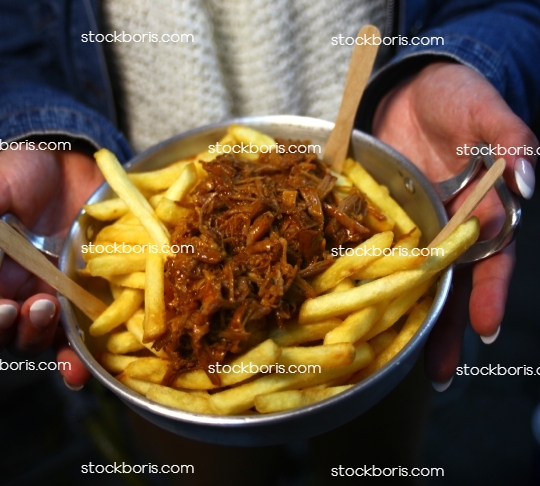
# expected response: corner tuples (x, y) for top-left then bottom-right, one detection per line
(103, 0), (387, 152)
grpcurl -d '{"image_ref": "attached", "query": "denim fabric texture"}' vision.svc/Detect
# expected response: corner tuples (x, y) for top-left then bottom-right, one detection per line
(360, 0), (540, 130)
(1, 0), (539, 157)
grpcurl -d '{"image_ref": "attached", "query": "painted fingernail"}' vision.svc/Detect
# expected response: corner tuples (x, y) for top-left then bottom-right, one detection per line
(481, 325), (500, 345)
(431, 376), (454, 392)
(0, 304), (18, 330)
(63, 377), (84, 392)
(515, 157), (535, 199)
(29, 300), (56, 329)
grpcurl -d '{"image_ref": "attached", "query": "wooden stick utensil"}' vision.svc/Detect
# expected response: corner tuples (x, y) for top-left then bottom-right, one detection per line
(0, 220), (107, 320)
(428, 157), (506, 248)
(323, 25), (380, 173)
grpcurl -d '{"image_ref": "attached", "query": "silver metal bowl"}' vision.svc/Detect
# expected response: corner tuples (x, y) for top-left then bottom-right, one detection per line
(1, 115), (520, 446)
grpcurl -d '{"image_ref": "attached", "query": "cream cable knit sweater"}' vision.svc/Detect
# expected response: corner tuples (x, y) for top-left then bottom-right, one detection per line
(103, 0), (387, 152)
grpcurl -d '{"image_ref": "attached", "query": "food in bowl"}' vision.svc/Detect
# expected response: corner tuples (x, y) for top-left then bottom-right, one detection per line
(81, 125), (479, 415)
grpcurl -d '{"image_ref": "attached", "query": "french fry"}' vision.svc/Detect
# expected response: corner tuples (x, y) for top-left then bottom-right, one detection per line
(94, 149), (170, 249)
(367, 329), (397, 355)
(87, 253), (147, 277)
(95, 224), (151, 245)
(109, 283), (123, 300)
(84, 198), (128, 221)
(97, 353), (138, 374)
(353, 297), (432, 382)
(352, 228), (423, 280)
(343, 158), (418, 237)
(209, 342), (373, 415)
(327, 278), (355, 293)
(196, 132), (238, 163)
(155, 197), (193, 225)
(89, 288), (144, 336)
(363, 212), (395, 233)
(254, 385), (353, 413)
(106, 272), (146, 289)
(81, 241), (119, 262)
(311, 231), (394, 294)
(117, 373), (154, 395)
(278, 343), (355, 368)
(269, 318), (342, 347)
(298, 218), (479, 323)
(162, 162), (198, 202)
(125, 309), (166, 358)
(128, 161), (190, 192)
(362, 277), (436, 341)
(146, 384), (214, 414)
(124, 357), (167, 383)
(395, 227), (421, 249)
(227, 125), (276, 161)
(116, 212), (142, 225)
(105, 330), (145, 354)
(143, 253), (166, 343)
(323, 300), (388, 345)
(154, 163), (198, 224)
(125, 339), (281, 390)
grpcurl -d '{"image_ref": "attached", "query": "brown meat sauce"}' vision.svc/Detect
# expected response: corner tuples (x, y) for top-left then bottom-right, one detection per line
(155, 140), (371, 385)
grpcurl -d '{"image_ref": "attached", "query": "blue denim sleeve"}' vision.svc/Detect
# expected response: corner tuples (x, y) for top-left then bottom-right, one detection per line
(359, 0), (540, 130)
(0, 84), (132, 163)
(0, 0), (132, 162)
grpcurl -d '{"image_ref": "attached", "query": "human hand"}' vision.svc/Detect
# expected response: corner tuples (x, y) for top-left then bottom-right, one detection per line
(0, 147), (103, 388)
(372, 62), (537, 387)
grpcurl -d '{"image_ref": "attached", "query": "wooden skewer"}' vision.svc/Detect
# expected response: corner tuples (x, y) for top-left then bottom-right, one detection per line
(323, 25), (380, 173)
(428, 157), (506, 249)
(0, 220), (107, 320)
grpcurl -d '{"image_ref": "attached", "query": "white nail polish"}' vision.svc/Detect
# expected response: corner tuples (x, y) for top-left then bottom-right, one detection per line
(481, 325), (500, 345)
(431, 376), (454, 392)
(29, 299), (56, 329)
(63, 377), (84, 391)
(0, 304), (18, 330)
(515, 157), (535, 199)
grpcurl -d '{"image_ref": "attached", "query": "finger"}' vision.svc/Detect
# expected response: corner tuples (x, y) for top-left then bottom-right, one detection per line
(424, 267), (472, 388)
(0, 299), (20, 348)
(56, 343), (92, 389)
(469, 243), (515, 341)
(7, 294), (60, 357)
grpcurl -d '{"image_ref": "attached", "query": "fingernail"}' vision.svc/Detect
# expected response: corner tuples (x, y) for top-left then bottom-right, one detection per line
(63, 377), (84, 392)
(481, 325), (500, 345)
(29, 300), (56, 329)
(0, 304), (18, 329)
(431, 376), (454, 392)
(515, 157), (535, 199)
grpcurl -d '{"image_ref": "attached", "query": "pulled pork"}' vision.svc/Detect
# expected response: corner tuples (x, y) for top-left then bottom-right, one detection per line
(155, 141), (370, 385)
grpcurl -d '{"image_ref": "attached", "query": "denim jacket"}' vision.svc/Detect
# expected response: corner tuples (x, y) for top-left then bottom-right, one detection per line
(1, 0), (539, 162)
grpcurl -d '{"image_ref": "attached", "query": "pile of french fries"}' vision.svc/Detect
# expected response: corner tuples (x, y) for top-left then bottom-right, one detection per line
(82, 125), (479, 415)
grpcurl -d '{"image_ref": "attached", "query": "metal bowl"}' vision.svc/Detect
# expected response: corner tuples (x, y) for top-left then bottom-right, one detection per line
(19, 115), (518, 446)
